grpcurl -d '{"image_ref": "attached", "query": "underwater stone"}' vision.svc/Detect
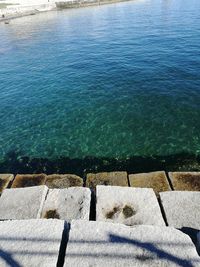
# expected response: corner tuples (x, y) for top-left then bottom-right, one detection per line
(0, 185), (48, 220)
(64, 220), (200, 267)
(160, 191), (200, 229)
(96, 185), (165, 226)
(129, 171), (171, 196)
(0, 219), (68, 267)
(11, 173), (47, 188)
(41, 187), (91, 222)
(0, 174), (14, 194)
(86, 171), (128, 189)
(168, 172), (200, 191)
(46, 174), (83, 188)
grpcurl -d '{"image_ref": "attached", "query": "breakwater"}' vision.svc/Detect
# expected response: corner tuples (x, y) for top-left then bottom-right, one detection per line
(0, 3), (56, 22)
(0, 171), (200, 266)
(0, 0), (132, 22)
(56, 0), (132, 9)
(1, 171), (200, 195)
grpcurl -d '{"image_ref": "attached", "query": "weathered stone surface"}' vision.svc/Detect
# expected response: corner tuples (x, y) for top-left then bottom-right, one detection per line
(64, 220), (200, 267)
(0, 219), (67, 267)
(46, 174), (83, 189)
(41, 187), (91, 222)
(96, 185), (165, 226)
(11, 173), (47, 188)
(86, 172), (128, 188)
(0, 186), (48, 220)
(0, 174), (14, 194)
(168, 172), (200, 191)
(129, 171), (171, 196)
(160, 191), (200, 229)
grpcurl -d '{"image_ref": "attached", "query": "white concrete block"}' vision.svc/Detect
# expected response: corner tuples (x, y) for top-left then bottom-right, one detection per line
(0, 219), (67, 267)
(96, 186), (165, 226)
(0, 186), (48, 220)
(160, 191), (200, 229)
(64, 220), (200, 267)
(41, 187), (91, 222)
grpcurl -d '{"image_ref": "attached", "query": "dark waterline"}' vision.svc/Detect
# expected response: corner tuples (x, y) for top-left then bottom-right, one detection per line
(0, 0), (200, 172)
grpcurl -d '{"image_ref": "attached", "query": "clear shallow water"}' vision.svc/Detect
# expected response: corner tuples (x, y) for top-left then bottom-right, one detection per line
(0, 0), (200, 161)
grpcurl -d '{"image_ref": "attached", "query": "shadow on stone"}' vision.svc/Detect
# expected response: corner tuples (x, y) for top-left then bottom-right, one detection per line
(109, 233), (196, 267)
(0, 249), (22, 267)
(89, 189), (96, 221)
(57, 221), (69, 267)
(179, 227), (200, 255)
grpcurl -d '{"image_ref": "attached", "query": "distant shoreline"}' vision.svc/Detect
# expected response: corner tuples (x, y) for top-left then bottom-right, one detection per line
(56, 0), (132, 9)
(0, 3), (56, 22)
(0, 0), (132, 23)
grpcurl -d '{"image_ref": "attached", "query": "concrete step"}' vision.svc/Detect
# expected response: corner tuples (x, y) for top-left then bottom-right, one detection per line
(129, 171), (171, 196)
(65, 220), (200, 267)
(0, 219), (68, 267)
(0, 186), (91, 222)
(0, 185), (48, 220)
(96, 185), (165, 226)
(41, 187), (91, 221)
(160, 191), (200, 229)
(0, 219), (199, 266)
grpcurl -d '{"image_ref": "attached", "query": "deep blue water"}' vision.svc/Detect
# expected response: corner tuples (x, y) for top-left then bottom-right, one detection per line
(0, 0), (200, 162)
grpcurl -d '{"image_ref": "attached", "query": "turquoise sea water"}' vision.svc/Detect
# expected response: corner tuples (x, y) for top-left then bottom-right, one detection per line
(0, 0), (200, 164)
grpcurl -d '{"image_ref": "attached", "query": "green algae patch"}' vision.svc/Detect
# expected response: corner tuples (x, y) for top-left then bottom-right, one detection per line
(123, 205), (136, 218)
(169, 172), (200, 191)
(106, 206), (120, 219)
(46, 174), (83, 189)
(86, 172), (128, 189)
(44, 209), (60, 219)
(12, 174), (46, 188)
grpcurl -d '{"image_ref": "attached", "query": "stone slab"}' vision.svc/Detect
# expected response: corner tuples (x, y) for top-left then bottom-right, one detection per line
(160, 191), (200, 229)
(11, 173), (47, 188)
(41, 187), (91, 222)
(129, 171), (171, 196)
(86, 171), (128, 188)
(0, 174), (14, 194)
(46, 174), (83, 188)
(168, 172), (200, 191)
(0, 185), (48, 220)
(0, 219), (67, 267)
(96, 185), (165, 226)
(64, 220), (200, 267)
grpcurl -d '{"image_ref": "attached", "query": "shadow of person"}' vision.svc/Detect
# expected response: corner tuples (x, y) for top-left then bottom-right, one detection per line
(0, 249), (21, 267)
(109, 234), (195, 267)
